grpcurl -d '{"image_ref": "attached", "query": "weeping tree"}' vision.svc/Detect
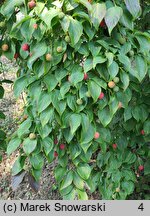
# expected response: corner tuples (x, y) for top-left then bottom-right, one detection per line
(0, 0), (150, 200)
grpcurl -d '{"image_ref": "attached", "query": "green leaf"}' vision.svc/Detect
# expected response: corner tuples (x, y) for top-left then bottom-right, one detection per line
(120, 72), (130, 90)
(17, 118), (32, 137)
(124, 106), (132, 122)
(38, 91), (51, 113)
(83, 58), (93, 72)
(7, 137), (22, 156)
(105, 6), (123, 34)
(40, 8), (59, 28)
(144, 120), (150, 135)
(40, 107), (54, 127)
(69, 65), (84, 86)
(0, 111), (5, 119)
(120, 9), (134, 30)
(124, 0), (141, 18)
(90, 3), (106, 30)
(77, 0), (92, 11)
(0, 86), (4, 99)
(23, 138), (37, 155)
(108, 61), (119, 79)
(30, 154), (44, 170)
(73, 172), (84, 190)
(135, 56), (147, 82)
(69, 144), (81, 160)
(69, 113), (81, 134)
(42, 137), (54, 156)
(12, 156), (25, 176)
(27, 42), (47, 69)
(98, 107), (113, 127)
(80, 124), (95, 145)
(93, 56), (106, 68)
(14, 76), (28, 98)
(60, 170), (74, 190)
(68, 17), (83, 46)
(88, 80), (101, 102)
(55, 166), (67, 183)
(21, 19), (35, 41)
(77, 189), (88, 200)
(144, 159), (150, 175)
(44, 74), (58, 92)
(1, 0), (24, 18)
(60, 82), (70, 98)
(118, 54), (131, 71)
(77, 163), (91, 180)
(121, 181), (134, 195)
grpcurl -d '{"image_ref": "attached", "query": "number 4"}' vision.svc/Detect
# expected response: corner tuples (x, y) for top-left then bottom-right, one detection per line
(138, 203), (144, 211)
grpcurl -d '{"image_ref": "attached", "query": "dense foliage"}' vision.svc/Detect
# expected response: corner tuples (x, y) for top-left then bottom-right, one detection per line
(0, 0), (150, 199)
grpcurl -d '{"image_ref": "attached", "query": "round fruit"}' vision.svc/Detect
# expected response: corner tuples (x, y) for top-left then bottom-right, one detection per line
(54, 139), (58, 145)
(138, 165), (144, 171)
(46, 53), (52, 61)
(23, 114), (28, 120)
(116, 187), (120, 193)
(112, 143), (117, 149)
(129, 50), (134, 57)
(33, 23), (38, 29)
(113, 77), (120, 83)
(14, 53), (19, 59)
(85, 91), (91, 98)
(140, 130), (145, 135)
(113, 86), (119, 92)
(56, 46), (63, 53)
(65, 35), (70, 43)
(54, 151), (58, 157)
(2, 44), (9, 51)
(28, 0), (36, 9)
(99, 92), (104, 100)
(60, 143), (65, 150)
(0, 21), (5, 28)
(29, 133), (36, 140)
(58, 12), (65, 19)
(22, 43), (29, 51)
(83, 73), (88, 80)
(118, 37), (126, 45)
(118, 102), (123, 109)
(76, 99), (83, 105)
(100, 20), (106, 28)
(94, 132), (100, 139)
(108, 81), (115, 88)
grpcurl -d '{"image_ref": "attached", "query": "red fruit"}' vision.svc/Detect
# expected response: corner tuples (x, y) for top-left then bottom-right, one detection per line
(112, 143), (117, 149)
(100, 20), (106, 28)
(14, 53), (19, 59)
(22, 43), (29, 51)
(60, 143), (65, 150)
(54, 151), (58, 157)
(33, 23), (38, 29)
(54, 139), (58, 145)
(94, 132), (100, 139)
(99, 92), (104, 100)
(140, 130), (145, 135)
(138, 165), (144, 171)
(28, 0), (36, 9)
(84, 73), (88, 80)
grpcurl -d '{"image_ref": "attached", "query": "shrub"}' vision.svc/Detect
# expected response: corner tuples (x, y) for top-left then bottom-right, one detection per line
(0, 0), (150, 200)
